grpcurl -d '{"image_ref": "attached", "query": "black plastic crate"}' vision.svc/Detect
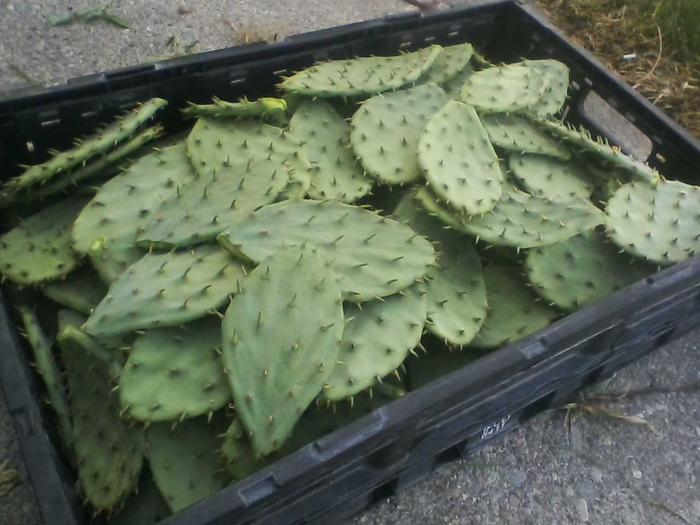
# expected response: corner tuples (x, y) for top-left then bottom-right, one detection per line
(1, 1), (700, 524)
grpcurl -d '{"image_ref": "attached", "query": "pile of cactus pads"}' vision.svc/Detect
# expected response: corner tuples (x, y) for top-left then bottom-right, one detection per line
(1, 40), (697, 521)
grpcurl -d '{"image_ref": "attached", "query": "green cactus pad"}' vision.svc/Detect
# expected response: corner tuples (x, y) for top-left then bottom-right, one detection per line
(605, 180), (700, 264)
(413, 187), (465, 231)
(217, 200), (435, 302)
(222, 247), (343, 458)
(420, 42), (474, 85)
(0, 196), (87, 286)
(508, 154), (594, 201)
(278, 45), (442, 97)
(221, 385), (402, 481)
(460, 64), (545, 114)
(27, 125), (163, 204)
(220, 419), (262, 481)
(350, 83), (448, 185)
(146, 416), (229, 513)
(120, 319), (230, 422)
(418, 100), (504, 215)
(481, 114), (571, 160)
(59, 325), (144, 511)
(322, 286), (426, 401)
(533, 118), (661, 186)
(42, 269), (106, 314)
(57, 309), (87, 331)
(394, 194), (487, 346)
(18, 304), (73, 454)
(60, 313), (130, 371)
(289, 100), (372, 202)
(138, 158), (289, 249)
(182, 96), (288, 122)
(58, 309), (124, 382)
(221, 380), (406, 477)
(2, 98), (167, 199)
(87, 238), (121, 287)
(415, 186), (605, 248)
(442, 64), (474, 99)
(110, 475), (171, 525)
(522, 59), (570, 117)
(277, 166), (311, 201)
(83, 245), (247, 337)
(72, 142), (196, 282)
(186, 116), (312, 193)
(471, 266), (559, 349)
(525, 230), (656, 311)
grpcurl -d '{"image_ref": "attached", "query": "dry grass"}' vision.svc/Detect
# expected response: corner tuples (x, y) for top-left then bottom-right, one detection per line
(0, 460), (18, 496)
(228, 20), (288, 45)
(538, 0), (700, 136)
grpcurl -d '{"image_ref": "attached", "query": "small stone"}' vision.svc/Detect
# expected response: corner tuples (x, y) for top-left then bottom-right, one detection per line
(576, 499), (590, 522)
(510, 470), (527, 487)
(566, 487), (575, 498)
(691, 500), (700, 517)
(632, 469), (642, 480)
(590, 466), (603, 483)
(577, 480), (595, 499)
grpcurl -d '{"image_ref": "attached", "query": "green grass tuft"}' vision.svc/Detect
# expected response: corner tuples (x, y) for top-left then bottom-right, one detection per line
(648, 0), (700, 62)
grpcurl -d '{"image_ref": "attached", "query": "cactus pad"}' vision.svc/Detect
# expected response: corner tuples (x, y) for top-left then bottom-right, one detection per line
(460, 64), (545, 114)
(222, 247), (343, 458)
(471, 266), (559, 348)
(146, 416), (229, 512)
(120, 319), (230, 422)
(413, 187), (466, 231)
(110, 475), (171, 525)
(278, 45), (442, 97)
(186, 117), (311, 180)
(322, 285), (426, 401)
(28, 125), (163, 204)
(419, 100), (504, 215)
(350, 83), (448, 185)
(0, 196), (86, 286)
(442, 64), (474, 99)
(72, 143), (196, 282)
(2, 98), (167, 199)
(534, 118), (661, 186)
(217, 199), (435, 302)
(481, 114), (571, 160)
(508, 154), (594, 201)
(57, 309), (87, 331)
(421, 42), (474, 85)
(526, 230), (656, 311)
(289, 100), (372, 202)
(182, 96), (288, 123)
(138, 157), (289, 249)
(277, 162), (312, 201)
(18, 304), (73, 454)
(522, 59), (569, 117)
(221, 384), (405, 481)
(84, 245), (247, 337)
(394, 194), (487, 346)
(606, 180), (700, 264)
(416, 186), (605, 248)
(220, 419), (263, 481)
(59, 326), (144, 511)
(42, 269), (106, 315)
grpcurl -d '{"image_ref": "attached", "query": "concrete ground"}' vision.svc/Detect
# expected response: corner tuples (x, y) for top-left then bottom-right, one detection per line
(0, 1), (698, 524)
